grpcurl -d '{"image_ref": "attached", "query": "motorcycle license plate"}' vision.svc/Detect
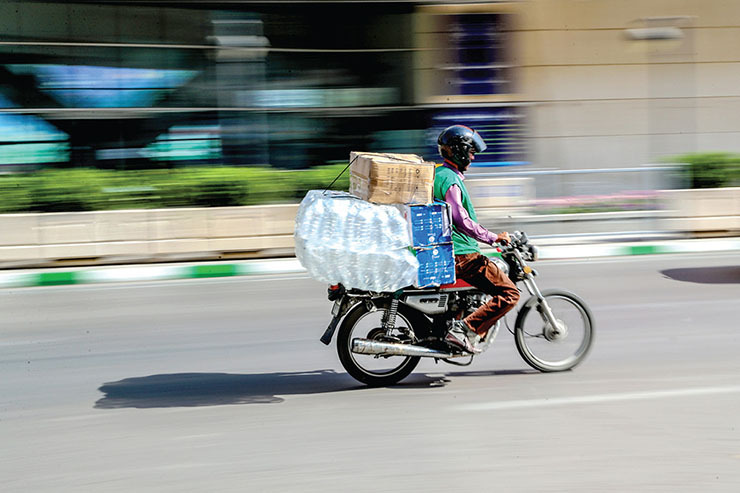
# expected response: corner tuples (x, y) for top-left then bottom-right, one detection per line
(331, 299), (342, 316)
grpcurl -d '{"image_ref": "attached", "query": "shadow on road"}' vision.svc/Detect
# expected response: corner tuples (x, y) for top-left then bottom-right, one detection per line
(395, 369), (536, 389)
(446, 369), (538, 378)
(661, 266), (740, 284)
(95, 370), (448, 409)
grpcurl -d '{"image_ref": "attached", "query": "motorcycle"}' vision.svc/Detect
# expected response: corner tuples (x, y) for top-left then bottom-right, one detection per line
(320, 231), (594, 386)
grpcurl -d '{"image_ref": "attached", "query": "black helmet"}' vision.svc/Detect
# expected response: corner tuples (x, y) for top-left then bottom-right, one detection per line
(437, 125), (487, 167)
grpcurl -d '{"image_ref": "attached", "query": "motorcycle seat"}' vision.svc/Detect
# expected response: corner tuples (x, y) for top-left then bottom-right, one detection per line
(439, 279), (475, 290)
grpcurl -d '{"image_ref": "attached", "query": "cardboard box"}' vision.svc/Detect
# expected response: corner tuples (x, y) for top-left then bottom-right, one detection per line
(399, 200), (453, 248)
(349, 151), (435, 205)
(415, 242), (455, 288)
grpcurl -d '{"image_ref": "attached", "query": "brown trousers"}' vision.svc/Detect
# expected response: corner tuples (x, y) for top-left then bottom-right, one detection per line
(455, 252), (521, 335)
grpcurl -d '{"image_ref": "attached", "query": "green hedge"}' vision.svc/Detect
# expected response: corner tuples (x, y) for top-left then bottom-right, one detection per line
(669, 152), (740, 189)
(0, 164), (350, 213)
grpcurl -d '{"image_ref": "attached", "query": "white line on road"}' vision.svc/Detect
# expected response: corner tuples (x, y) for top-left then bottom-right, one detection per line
(458, 385), (740, 412)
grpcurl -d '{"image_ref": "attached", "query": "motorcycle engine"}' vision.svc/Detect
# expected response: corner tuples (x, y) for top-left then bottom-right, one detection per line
(462, 292), (492, 316)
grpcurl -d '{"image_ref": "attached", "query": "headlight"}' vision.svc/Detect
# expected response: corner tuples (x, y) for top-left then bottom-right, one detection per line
(529, 245), (539, 262)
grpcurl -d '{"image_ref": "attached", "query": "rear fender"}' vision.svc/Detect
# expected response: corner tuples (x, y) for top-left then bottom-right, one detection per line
(320, 295), (361, 345)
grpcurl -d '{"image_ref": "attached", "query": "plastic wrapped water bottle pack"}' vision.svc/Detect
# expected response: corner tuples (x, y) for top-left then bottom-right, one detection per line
(294, 190), (419, 292)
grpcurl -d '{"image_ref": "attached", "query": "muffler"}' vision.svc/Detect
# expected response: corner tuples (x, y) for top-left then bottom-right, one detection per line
(351, 338), (457, 358)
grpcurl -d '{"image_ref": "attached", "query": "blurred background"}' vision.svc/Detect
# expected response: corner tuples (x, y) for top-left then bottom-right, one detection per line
(0, 0), (526, 172)
(1, 0), (739, 264)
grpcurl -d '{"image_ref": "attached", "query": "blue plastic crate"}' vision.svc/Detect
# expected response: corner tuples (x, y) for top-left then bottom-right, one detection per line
(415, 242), (455, 288)
(403, 201), (452, 248)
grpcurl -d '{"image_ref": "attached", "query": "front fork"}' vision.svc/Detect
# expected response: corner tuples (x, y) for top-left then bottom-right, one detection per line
(514, 250), (562, 336)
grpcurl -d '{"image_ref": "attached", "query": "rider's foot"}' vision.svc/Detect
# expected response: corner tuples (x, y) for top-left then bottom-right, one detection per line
(445, 320), (482, 354)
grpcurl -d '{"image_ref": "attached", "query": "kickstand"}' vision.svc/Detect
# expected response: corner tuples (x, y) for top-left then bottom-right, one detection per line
(441, 356), (475, 367)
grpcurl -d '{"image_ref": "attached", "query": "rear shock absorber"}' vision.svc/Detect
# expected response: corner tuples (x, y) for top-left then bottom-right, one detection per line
(382, 298), (399, 334)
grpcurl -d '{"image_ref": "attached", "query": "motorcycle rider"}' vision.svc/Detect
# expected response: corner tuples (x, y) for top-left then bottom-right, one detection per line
(434, 125), (521, 353)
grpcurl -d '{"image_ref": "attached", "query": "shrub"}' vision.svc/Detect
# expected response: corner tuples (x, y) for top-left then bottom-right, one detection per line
(28, 169), (109, 212)
(669, 153), (740, 188)
(286, 162), (351, 199)
(0, 174), (33, 213)
(0, 163), (352, 213)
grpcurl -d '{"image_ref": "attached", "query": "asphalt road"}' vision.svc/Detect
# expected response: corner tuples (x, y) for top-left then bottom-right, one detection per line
(2, 253), (739, 492)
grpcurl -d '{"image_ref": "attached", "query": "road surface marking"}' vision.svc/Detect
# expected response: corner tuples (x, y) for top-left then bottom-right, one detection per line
(458, 385), (740, 411)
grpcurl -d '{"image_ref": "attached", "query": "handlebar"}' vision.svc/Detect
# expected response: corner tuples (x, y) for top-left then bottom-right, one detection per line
(499, 231), (539, 262)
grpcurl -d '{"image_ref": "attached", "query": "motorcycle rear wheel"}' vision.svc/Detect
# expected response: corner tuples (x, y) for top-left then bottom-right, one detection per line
(337, 301), (423, 387)
(514, 289), (594, 372)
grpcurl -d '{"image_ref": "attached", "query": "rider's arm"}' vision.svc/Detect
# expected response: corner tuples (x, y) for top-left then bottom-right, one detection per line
(444, 184), (500, 245)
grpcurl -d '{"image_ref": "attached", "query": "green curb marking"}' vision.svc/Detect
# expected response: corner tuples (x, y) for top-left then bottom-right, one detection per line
(1, 239), (739, 289)
(36, 271), (79, 286)
(190, 264), (239, 278)
(629, 245), (661, 256)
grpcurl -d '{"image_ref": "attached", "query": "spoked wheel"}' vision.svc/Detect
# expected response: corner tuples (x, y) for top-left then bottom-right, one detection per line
(336, 301), (424, 387)
(514, 289), (594, 372)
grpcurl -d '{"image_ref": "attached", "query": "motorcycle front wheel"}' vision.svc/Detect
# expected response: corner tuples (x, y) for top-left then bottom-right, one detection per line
(337, 301), (423, 387)
(514, 289), (594, 372)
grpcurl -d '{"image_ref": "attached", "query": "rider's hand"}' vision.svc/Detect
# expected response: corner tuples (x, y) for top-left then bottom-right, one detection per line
(495, 232), (511, 245)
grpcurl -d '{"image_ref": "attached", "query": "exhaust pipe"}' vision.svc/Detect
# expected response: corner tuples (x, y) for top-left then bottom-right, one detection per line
(352, 338), (457, 358)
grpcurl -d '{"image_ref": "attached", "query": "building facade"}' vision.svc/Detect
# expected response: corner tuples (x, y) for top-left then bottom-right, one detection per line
(1, 0), (738, 174)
